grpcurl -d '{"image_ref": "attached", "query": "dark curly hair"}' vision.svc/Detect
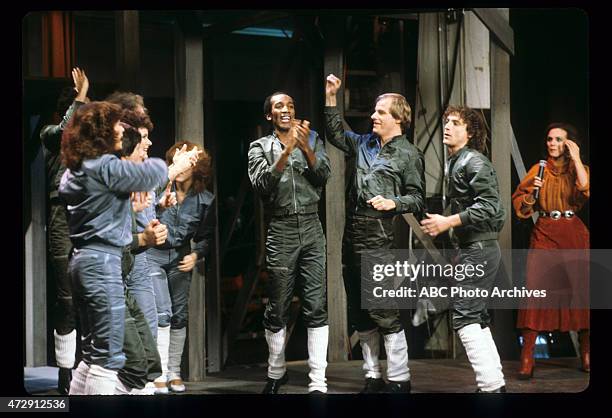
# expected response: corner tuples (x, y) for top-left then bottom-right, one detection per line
(105, 91), (147, 114)
(61, 101), (123, 170)
(165, 141), (212, 193)
(119, 125), (142, 158)
(121, 109), (154, 132)
(443, 106), (489, 154)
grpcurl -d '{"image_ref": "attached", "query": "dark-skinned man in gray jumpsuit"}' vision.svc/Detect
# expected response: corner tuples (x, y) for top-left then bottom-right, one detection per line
(248, 92), (331, 394)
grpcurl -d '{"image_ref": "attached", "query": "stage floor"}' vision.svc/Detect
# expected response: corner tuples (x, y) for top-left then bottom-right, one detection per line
(27, 357), (589, 395)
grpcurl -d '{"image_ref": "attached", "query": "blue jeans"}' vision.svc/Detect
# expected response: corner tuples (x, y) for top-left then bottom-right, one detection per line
(125, 252), (158, 339)
(69, 245), (126, 370)
(147, 248), (192, 329)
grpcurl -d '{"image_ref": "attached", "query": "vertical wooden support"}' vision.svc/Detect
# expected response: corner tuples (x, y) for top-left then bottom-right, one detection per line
(489, 8), (518, 359)
(174, 15), (210, 379)
(25, 145), (47, 366)
(321, 17), (349, 362)
(115, 11), (140, 91)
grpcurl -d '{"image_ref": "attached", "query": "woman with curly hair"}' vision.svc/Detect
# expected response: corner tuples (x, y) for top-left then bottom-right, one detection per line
(512, 123), (590, 379)
(147, 141), (215, 393)
(59, 102), (199, 395)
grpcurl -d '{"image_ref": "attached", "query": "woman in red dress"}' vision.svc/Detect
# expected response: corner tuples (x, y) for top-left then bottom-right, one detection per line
(512, 123), (590, 379)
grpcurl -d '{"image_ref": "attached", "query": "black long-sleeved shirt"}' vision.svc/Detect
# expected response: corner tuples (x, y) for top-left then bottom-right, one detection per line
(324, 106), (425, 219)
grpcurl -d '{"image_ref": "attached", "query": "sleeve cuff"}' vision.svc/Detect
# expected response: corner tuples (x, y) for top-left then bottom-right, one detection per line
(575, 180), (589, 192)
(390, 197), (403, 212)
(458, 211), (470, 226)
(522, 194), (536, 206)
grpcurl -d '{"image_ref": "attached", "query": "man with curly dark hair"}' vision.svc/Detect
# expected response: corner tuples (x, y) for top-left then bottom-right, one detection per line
(59, 102), (199, 395)
(420, 106), (506, 393)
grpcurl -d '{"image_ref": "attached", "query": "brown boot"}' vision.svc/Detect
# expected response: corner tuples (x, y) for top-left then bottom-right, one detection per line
(579, 330), (590, 373)
(518, 329), (537, 380)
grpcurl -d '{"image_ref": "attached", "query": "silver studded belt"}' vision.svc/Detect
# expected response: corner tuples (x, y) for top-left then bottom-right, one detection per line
(538, 210), (575, 220)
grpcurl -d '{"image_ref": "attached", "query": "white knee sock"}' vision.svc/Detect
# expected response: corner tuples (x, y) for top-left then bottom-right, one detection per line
(307, 326), (329, 393)
(358, 329), (382, 379)
(168, 328), (187, 380)
(54, 330), (77, 369)
(482, 326), (505, 387)
(265, 327), (287, 379)
(68, 361), (89, 395)
(83, 364), (119, 395)
(155, 326), (170, 383)
(383, 331), (410, 382)
(457, 323), (505, 391)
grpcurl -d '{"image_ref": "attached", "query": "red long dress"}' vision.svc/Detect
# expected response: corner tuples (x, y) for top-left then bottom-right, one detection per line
(512, 158), (590, 331)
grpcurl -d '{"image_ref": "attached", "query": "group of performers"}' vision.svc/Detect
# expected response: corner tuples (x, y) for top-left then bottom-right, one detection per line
(40, 67), (589, 395)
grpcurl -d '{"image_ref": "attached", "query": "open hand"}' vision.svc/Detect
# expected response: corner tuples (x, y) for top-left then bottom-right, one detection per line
(178, 252), (198, 272)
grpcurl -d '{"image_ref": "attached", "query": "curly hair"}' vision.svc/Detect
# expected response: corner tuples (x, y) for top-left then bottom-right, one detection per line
(165, 141), (212, 193)
(61, 101), (123, 170)
(376, 93), (412, 133)
(443, 106), (489, 154)
(105, 91), (147, 114)
(119, 125), (142, 158)
(121, 109), (154, 131)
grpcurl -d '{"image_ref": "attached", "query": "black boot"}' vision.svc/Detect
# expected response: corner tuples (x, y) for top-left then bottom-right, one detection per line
(58, 368), (72, 395)
(476, 385), (506, 393)
(384, 380), (411, 393)
(262, 372), (289, 394)
(360, 377), (386, 394)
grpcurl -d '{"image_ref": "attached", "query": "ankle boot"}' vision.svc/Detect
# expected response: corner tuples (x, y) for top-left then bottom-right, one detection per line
(579, 330), (590, 373)
(518, 329), (537, 380)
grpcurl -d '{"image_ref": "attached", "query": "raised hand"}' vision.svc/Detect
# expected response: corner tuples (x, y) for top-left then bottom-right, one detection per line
(293, 119), (312, 152)
(325, 73), (342, 96)
(72, 67), (90, 101)
(131, 191), (152, 212)
(159, 181), (177, 208)
(564, 139), (581, 163)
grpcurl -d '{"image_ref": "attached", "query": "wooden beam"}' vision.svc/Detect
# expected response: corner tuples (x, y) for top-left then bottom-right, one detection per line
(175, 18), (208, 380)
(489, 26), (519, 361)
(321, 16), (349, 362)
(472, 8), (514, 56)
(24, 146), (47, 366)
(115, 11), (140, 91)
(511, 128), (538, 224)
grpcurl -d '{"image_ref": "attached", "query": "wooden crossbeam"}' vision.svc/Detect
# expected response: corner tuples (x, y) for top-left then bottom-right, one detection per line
(472, 8), (514, 56)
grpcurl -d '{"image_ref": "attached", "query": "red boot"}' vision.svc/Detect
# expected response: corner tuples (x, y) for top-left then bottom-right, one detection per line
(518, 329), (537, 380)
(579, 330), (590, 373)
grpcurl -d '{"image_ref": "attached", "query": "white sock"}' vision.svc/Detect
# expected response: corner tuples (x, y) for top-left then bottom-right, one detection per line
(383, 331), (411, 382)
(83, 364), (119, 395)
(54, 329), (77, 369)
(358, 329), (382, 379)
(68, 361), (89, 395)
(457, 323), (505, 391)
(265, 327), (287, 379)
(155, 326), (170, 383)
(482, 326), (505, 388)
(307, 326), (329, 393)
(168, 328), (187, 380)
(114, 379), (133, 395)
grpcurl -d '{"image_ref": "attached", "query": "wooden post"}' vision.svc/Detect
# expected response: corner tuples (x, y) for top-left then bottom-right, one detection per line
(115, 11), (140, 91)
(25, 145), (47, 366)
(321, 16), (349, 362)
(174, 15), (210, 380)
(489, 8), (518, 360)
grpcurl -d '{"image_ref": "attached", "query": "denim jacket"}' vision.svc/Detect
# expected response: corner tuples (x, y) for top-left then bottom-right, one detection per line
(59, 154), (168, 248)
